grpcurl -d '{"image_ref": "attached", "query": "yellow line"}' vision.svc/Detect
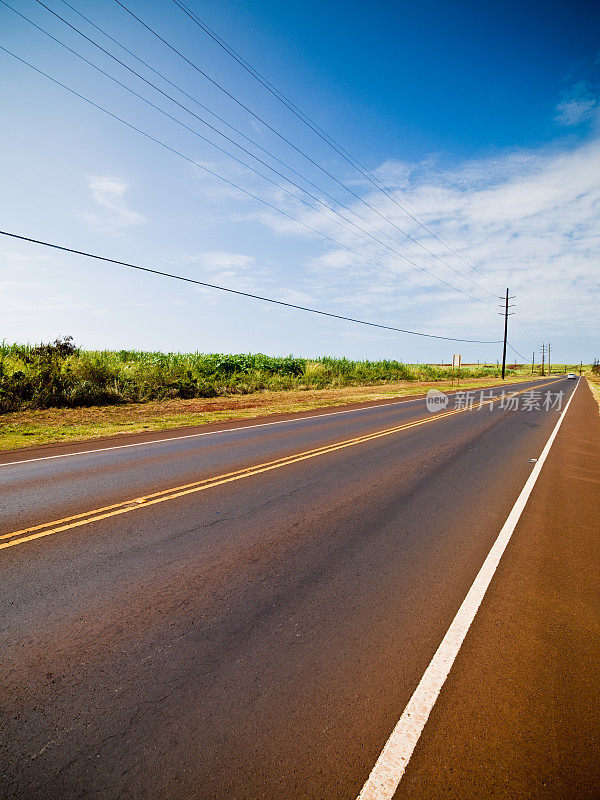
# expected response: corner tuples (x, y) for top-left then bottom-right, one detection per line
(1, 379), (563, 551)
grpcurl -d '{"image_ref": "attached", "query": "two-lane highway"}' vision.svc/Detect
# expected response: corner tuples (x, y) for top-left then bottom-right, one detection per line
(1, 376), (596, 799)
(0, 377), (563, 539)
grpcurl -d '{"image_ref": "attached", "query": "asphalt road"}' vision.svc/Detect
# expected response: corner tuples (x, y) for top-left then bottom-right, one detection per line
(1, 376), (597, 799)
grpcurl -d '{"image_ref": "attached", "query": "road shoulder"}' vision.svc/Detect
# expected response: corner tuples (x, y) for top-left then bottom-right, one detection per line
(397, 378), (600, 799)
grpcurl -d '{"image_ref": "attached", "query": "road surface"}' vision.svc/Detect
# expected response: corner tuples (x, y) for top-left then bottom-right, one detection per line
(1, 376), (598, 799)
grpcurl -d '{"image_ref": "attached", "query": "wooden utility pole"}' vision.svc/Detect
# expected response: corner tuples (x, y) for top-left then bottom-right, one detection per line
(540, 343), (546, 376)
(501, 288), (509, 380)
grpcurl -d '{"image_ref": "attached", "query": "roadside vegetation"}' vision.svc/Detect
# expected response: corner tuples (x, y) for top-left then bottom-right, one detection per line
(585, 368), (600, 412)
(1, 337), (580, 413)
(0, 338), (587, 450)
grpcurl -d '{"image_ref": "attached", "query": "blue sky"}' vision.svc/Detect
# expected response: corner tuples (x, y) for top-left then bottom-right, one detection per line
(1, 0), (599, 362)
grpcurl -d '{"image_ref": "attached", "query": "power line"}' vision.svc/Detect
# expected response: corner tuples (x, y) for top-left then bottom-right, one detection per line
(114, 0), (500, 302)
(3, 43), (498, 312)
(58, 0), (489, 287)
(515, 306), (540, 345)
(56, 0), (503, 307)
(178, 0), (547, 349)
(506, 342), (528, 361)
(172, 0), (504, 295)
(510, 309), (538, 349)
(56, 0), (369, 213)
(57, 0), (419, 254)
(19, 0), (494, 308)
(1, 24), (540, 348)
(2, 1), (435, 294)
(0, 6), (541, 342)
(174, 0), (544, 350)
(0, 230), (501, 344)
(507, 302), (542, 356)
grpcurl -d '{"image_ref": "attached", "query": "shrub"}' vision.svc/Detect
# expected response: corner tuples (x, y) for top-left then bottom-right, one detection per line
(1, 339), (580, 413)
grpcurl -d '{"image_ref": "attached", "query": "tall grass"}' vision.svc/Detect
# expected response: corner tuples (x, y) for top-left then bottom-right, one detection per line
(0, 338), (576, 413)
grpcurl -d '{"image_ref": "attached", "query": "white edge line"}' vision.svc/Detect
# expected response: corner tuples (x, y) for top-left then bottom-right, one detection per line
(356, 378), (578, 800)
(0, 378), (560, 469)
(1, 397), (423, 468)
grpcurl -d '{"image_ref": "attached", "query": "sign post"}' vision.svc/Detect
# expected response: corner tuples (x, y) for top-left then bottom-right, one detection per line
(452, 354), (461, 386)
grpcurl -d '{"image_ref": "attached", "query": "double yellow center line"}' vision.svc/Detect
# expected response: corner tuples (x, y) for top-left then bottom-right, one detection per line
(1, 379), (563, 551)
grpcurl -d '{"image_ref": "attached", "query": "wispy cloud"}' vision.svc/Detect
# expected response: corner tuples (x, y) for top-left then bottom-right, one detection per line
(81, 176), (146, 230)
(235, 128), (600, 351)
(166, 249), (273, 296)
(194, 251), (255, 272)
(554, 83), (599, 126)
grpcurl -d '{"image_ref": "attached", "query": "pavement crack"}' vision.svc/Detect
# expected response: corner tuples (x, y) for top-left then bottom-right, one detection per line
(31, 682), (185, 795)
(163, 479), (320, 543)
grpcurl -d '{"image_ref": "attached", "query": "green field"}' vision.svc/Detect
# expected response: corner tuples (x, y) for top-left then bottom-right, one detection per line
(1, 337), (579, 413)
(0, 338), (585, 413)
(0, 338), (589, 450)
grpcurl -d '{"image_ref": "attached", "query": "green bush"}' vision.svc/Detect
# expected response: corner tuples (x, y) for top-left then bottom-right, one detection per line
(0, 338), (583, 413)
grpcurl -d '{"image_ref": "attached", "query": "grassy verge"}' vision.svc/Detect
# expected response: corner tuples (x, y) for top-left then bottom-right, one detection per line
(3, 339), (577, 412)
(0, 374), (547, 451)
(585, 373), (600, 412)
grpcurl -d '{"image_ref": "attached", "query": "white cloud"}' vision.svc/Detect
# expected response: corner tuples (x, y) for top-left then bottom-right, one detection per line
(554, 83), (599, 126)
(555, 97), (598, 126)
(167, 249), (271, 295)
(373, 140), (600, 349)
(237, 129), (600, 354)
(81, 176), (146, 230)
(194, 251), (255, 271)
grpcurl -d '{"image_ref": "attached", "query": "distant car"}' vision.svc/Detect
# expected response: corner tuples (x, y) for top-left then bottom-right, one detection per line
(567, 373), (577, 379)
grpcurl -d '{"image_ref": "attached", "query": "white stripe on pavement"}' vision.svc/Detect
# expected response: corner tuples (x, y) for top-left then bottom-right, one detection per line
(0, 397), (427, 468)
(356, 378), (578, 800)
(0, 379), (558, 469)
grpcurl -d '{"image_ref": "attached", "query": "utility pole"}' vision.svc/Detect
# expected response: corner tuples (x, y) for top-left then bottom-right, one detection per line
(548, 342), (551, 375)
(501, 288), (509, 380)
(540, 343), (546, 376)
(531, 351), (535, 375)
